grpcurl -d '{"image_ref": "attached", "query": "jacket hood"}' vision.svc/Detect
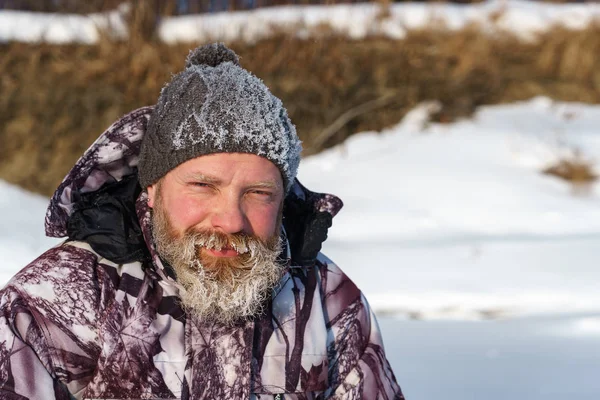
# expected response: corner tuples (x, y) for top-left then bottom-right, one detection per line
(45, 107), (343, 267)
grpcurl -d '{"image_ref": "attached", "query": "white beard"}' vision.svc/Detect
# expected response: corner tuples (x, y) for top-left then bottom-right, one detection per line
(152, 200), (283, 325)
(170, 238), (283, 325)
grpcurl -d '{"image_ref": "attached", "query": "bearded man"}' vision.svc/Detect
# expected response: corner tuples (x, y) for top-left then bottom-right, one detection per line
(0, 44), (403, 399)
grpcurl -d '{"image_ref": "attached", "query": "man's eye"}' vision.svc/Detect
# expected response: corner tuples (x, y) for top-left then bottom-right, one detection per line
(250, 190), (272, 197)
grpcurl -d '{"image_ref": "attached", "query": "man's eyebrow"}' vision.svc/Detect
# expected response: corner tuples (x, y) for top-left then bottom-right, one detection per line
(182, 172), (222, 184)
(249, 181), (281, 190)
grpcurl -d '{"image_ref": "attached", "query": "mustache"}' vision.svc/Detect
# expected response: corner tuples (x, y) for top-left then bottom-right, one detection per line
(178, 228), (281, 275)
(184, 228), (258, 255)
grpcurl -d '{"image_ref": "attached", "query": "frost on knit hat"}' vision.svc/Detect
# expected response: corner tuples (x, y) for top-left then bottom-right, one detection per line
(138, 43), (302, 192)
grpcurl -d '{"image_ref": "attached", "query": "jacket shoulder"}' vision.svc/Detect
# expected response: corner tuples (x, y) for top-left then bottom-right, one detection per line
(7, 241), (102, 292)
(315, 252), (363, 307)
(313, 252), (371, 339)
(2, 241), (106, 332)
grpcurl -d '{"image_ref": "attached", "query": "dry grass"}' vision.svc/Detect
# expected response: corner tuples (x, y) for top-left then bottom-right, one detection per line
(543, 158), (597, 183)
(3, 22), (600, 195)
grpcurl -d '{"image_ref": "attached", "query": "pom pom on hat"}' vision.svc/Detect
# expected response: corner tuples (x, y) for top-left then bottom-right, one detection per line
(185, 43), (240, 68)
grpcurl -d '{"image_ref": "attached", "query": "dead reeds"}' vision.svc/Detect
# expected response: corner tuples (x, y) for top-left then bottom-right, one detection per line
(2, 22), (600, 195)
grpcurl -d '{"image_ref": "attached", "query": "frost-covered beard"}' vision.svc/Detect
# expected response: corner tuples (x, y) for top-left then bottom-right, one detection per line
(152, 198), (283, 326)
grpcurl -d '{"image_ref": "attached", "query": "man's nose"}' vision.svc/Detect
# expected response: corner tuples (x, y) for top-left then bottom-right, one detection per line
(210, 194), (247, 234)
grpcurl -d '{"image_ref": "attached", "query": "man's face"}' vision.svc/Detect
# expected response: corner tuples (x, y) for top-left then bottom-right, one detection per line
(147, 152), (285, 324)
(147, 152), (284, 245)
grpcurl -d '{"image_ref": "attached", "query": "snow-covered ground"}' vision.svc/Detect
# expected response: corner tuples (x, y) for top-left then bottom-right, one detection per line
(299, 97), (600, 399)
(299, 97), (600, 320)
(2, 97), (599, 398)
(380, 313), (600, 400)
(2, 0), (600, 44)
(0, 181), (59, 283)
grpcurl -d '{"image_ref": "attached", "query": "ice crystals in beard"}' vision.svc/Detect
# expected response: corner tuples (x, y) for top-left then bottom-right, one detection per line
(194, 233), (249, 254)
(231, 241), (249, 254)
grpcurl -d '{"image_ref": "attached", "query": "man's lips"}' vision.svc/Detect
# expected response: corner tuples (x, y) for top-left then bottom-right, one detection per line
(204, 248), (240, 258)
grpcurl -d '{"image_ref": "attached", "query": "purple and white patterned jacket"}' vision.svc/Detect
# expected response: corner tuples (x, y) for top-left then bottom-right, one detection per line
(0, 108), (403, 399)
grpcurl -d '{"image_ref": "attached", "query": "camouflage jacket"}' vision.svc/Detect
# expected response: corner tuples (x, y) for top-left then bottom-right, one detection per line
(0, 108), (403, 400)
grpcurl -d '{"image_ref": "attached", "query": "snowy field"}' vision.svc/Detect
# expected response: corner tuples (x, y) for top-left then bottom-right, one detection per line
(300, 97), (600, 320)
(380, 313), (600, 400)
(299, 98), (600, 398)
(2, 0), (600, 44)
(2, 98), (599, 398)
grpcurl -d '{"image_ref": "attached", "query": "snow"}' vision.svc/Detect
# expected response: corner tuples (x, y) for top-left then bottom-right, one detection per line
(0, 7), (127, 44)
(299, 97), (600, 319)
(0, 181), (59, 283)
(2, 0), (600, 44)
(2, 96), (599, 398)
(379, 313), (600, 400)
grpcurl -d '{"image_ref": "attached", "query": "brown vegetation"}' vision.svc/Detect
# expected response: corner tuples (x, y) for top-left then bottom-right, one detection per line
(543, 157), (597, 183)
(2, 21), (600, 195)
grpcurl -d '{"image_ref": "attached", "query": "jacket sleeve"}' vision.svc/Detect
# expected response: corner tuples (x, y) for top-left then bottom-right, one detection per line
(0, 286), (72, 400)
(319, 257), (404, 399)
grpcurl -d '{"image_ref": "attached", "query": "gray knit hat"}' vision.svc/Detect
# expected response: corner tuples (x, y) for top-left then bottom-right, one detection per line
(138, 43), (302, 192)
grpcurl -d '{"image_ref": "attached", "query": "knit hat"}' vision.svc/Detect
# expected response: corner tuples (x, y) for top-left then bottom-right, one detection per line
(138, 43), (302, 192)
